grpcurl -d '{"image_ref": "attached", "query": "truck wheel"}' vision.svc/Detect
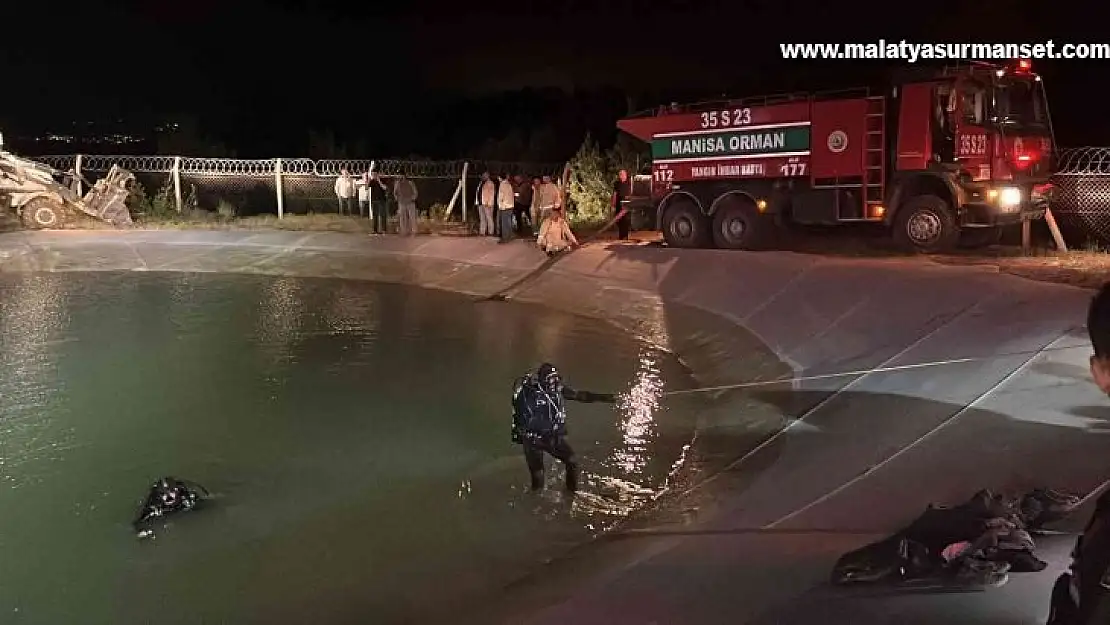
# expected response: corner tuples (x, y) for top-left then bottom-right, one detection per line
(959, 226), (1002, 249)
(893, 195), (958, 253)
(711, 195), (772, 250)
(661, 200), (710, 248)
(20, 197), (67, 229)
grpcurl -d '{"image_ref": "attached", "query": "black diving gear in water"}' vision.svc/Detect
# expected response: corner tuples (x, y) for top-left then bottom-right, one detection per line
(510, 363), (615, 492)
(133, 477), (208, 532)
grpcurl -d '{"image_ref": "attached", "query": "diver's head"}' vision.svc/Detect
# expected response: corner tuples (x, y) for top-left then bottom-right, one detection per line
(536, 362), (561, 393)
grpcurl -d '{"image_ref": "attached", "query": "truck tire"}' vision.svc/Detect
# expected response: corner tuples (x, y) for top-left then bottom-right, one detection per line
(20, 197), (67, 229)
(959, 226), (1002, 249)
(893, 195), (958, 253)
(661, 200), (710, 248)
(712, 195), (773, 250)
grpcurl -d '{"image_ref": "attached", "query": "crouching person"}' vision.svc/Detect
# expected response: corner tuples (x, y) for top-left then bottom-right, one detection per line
(536, 206), (578, 256)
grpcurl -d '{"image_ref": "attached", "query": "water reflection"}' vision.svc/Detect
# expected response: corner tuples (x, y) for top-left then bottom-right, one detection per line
(613, 349), (664, 475)
(326, 281), (379, 337)
(0, 275), (73, 488)
(572, 348), (666, 522)
(255, 277), (305, 364)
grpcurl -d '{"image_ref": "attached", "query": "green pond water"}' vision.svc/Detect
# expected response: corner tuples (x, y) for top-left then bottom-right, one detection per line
(0, 271), (699, 624)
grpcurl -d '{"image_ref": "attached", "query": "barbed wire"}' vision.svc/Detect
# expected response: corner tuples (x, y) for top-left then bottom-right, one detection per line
(37, 149), (1106, 177)
(1055, 147), (1110, 176)
(33, 155), (565, 179)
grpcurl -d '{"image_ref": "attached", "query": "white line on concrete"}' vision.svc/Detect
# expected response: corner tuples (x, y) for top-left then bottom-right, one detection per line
(665, 294), (996, 500)
(737, 259), (821, 324)
(763, 331), (1069, 529)
(1076, 476), (1110, 509)
(663, 344), (1086, 396)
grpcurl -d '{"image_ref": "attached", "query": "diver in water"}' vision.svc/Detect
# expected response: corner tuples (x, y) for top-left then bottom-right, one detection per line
(511, 363), (616, 493)
(133, 477), (209, 533)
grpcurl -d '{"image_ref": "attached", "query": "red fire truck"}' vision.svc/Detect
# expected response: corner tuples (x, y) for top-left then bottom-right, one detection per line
(616, 60), (1054, 252)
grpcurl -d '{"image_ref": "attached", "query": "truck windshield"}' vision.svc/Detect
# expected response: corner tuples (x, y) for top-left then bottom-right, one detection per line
(993, 78), (1048, 130)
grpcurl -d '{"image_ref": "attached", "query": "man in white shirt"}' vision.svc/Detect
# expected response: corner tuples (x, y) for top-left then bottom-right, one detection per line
(393, 175), (419, 236)
(334, 168), (355, 216)
(497, 173), (515, 243)
(356, 171), (374, 219)
(531, 174), (562, 227)
(475, 172), (496, 237)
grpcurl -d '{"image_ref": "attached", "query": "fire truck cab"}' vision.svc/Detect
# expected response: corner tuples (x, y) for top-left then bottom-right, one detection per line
(616, 60), (1054, 252)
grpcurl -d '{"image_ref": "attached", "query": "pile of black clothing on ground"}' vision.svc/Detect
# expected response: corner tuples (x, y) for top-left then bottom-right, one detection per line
(832, 488), (1081, 588)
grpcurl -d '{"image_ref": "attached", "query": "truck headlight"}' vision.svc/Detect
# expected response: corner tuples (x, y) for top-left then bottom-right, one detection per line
(998, 187), (1022, 208)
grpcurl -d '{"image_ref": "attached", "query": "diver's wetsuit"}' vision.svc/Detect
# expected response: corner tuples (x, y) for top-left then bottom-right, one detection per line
(511, 363), (614, 492)
(133, 477), (207, 532)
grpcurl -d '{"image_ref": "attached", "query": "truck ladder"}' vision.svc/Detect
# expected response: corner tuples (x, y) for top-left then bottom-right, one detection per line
(864, 96), (886, 219)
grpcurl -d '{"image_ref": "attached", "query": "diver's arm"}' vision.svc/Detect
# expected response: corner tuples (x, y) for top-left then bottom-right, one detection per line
(561, 385), (616, 403)
(132, 494), (156, 530)
(180, 479), (210, 498)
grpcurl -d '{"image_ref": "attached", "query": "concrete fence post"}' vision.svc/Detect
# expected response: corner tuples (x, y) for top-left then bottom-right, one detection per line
(74, 154), (84, 196)
(461, 161), (469, 224)
(172, 157), (183, 212)
(274, 158), (285, 219)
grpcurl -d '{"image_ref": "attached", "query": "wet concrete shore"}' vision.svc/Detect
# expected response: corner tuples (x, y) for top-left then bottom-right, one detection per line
(1, 229), (1104, 624)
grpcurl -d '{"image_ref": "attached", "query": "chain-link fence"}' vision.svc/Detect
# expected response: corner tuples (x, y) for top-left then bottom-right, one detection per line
(1049, 147), (1110, 246)
(33, 155), (565, 221)
(43, 150), (1110, 245)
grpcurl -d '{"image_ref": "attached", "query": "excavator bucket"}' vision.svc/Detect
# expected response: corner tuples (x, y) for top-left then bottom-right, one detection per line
(81, 165), (133, 227)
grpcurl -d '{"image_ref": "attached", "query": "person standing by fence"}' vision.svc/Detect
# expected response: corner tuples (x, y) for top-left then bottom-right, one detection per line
(512, 174), (532, 235)
(334, 168), (356, 215)
(356, 171), (373, 219)
(497, 173), (515, 243)
(393, 175), (419, 236)
(476, 172), (496, 237)
(612, 169), (632, 240)
(370, 173), (390, 234)
(531, 174), (561, 228)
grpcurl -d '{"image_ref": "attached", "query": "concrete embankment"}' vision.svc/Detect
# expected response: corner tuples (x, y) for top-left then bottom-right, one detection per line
(1, 229), (1104, 624)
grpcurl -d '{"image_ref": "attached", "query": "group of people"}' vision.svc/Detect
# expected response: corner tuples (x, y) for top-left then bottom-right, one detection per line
(474, 172), (582, 254)
(333, 168), (420, 236)
(333, 166), (635, 256)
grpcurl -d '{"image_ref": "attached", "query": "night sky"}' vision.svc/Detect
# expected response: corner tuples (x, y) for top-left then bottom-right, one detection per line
(3, 0), (1108, 159)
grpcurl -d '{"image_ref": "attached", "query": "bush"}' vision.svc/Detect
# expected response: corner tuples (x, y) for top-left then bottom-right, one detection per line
(216, 199), (238, 221)
(148, 179), (178, 219)
(427, 202), (449, 220)
(127, 180), (153, 217)
(566, 135), (611, 224)
(129, 179), (200, 223)
(565, 133), (650, 226)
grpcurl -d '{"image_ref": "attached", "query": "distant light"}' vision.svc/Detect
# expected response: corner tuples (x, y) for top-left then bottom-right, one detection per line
(756, 199), (767, 211)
